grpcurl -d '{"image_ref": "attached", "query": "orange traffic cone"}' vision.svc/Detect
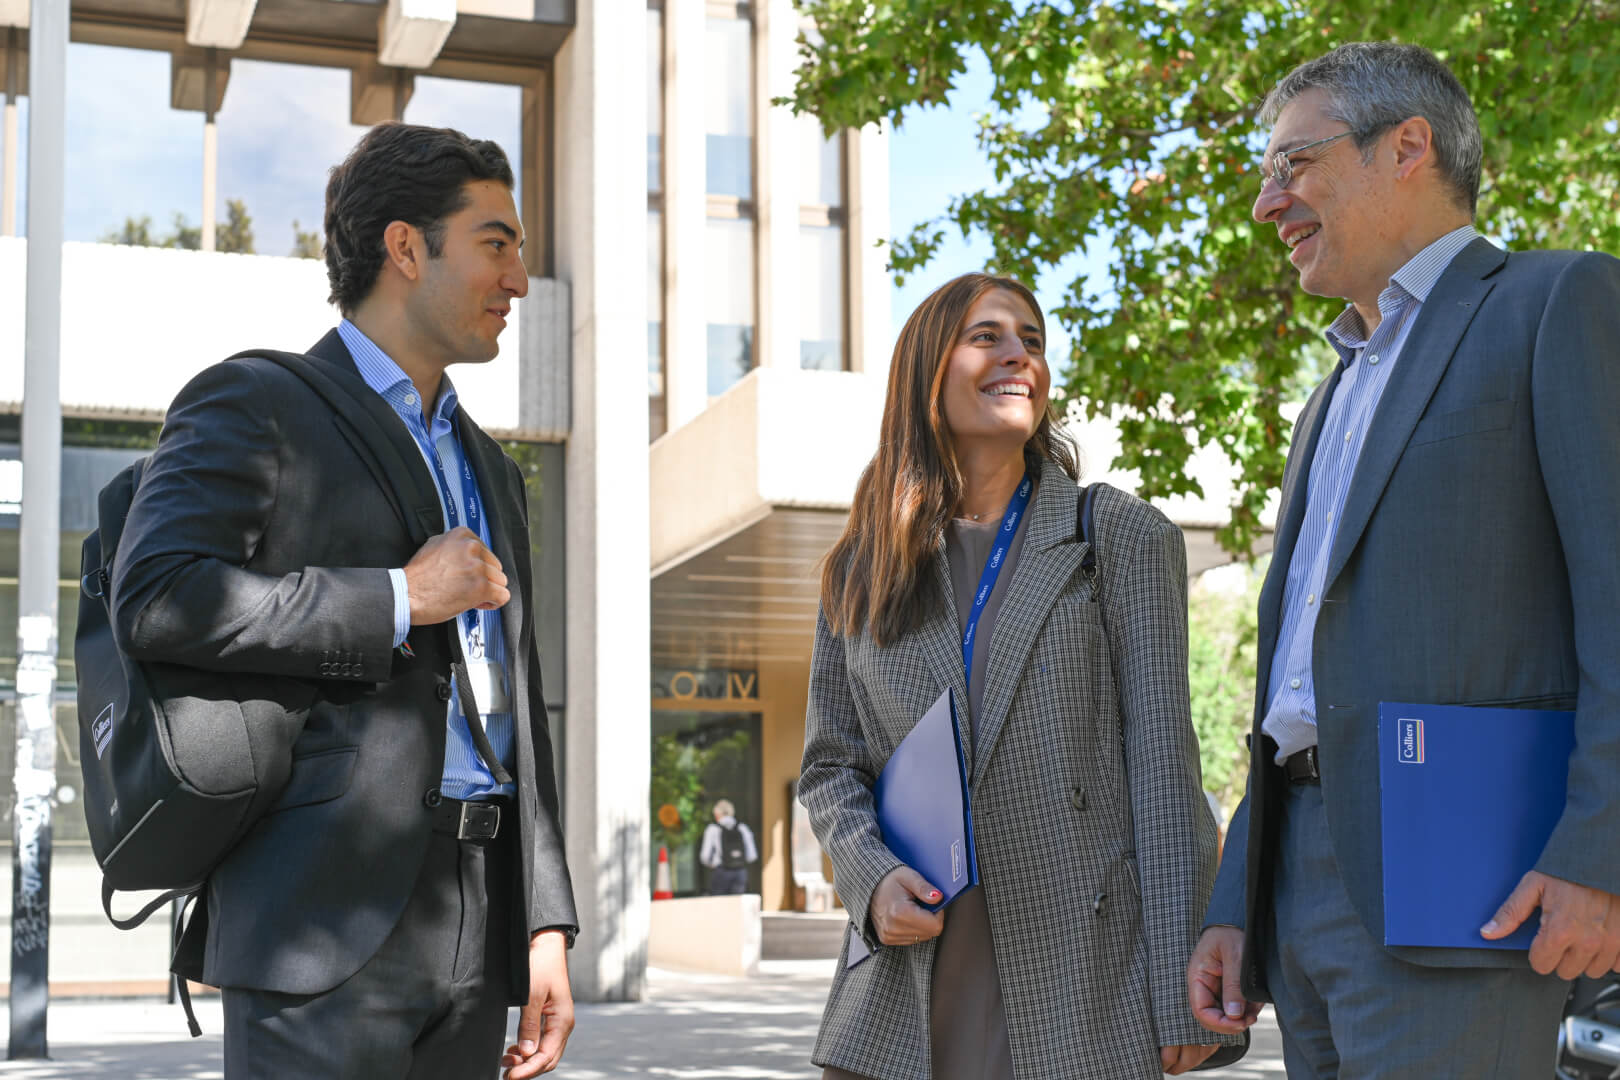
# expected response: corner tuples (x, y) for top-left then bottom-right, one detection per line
(653, 845), (674, 900)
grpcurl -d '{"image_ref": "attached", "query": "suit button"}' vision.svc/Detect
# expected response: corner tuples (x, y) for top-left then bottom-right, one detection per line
(318, 663), (331, 676)
(435, 681), (453, 702)
(1071, 787), (1087, 811)
(424, 788), (442, 808)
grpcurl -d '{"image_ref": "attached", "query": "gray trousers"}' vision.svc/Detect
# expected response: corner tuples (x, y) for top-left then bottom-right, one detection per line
(222, 827), (516, 1080)
(1266, 780), (1567, 1079)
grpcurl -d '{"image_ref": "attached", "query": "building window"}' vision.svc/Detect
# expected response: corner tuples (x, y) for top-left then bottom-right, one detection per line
(648, 207), (667, 439)
(704, 16), (752, 200)
(706, 215), (755, 396)
(647, 4), (668, 440)
(799, 222), (843, 372)
(798, 117), (846, 371)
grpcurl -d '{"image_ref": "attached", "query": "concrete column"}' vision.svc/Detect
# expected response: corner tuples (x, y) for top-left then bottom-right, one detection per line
(847, 122), (891, 381)
(553, 0), (652, 1003)
(661, 0), (706, 432)
(2, 26), (19, 237)
(756, 0), (799, 370)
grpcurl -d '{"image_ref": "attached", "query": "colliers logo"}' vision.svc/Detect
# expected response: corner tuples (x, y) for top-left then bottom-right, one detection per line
(92, 703), (115, 759)
(1397, 717), (1425, 764)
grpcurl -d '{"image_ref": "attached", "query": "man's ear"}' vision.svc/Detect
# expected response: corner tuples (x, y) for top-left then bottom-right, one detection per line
(381, 220), (423, 283)
(1391, 115), (1434, 183)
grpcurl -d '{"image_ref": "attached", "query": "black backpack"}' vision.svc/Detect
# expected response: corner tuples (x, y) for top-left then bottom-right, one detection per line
(718, 822), (749, 869)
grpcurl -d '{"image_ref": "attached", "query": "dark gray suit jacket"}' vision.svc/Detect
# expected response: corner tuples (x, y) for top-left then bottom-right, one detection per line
(111, 330), (576, 999)
(1207, 239), (1620, 998)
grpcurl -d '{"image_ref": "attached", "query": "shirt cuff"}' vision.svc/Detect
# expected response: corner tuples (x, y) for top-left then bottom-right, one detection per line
(387, 568), (411, 648)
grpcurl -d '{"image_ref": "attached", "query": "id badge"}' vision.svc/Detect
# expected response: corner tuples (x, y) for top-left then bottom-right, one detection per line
(463, 659), (512, 714)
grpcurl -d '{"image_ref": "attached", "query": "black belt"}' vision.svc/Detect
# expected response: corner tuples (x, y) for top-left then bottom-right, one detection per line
(432, 796), (511, 841)
(1282, 745), (1321, 785)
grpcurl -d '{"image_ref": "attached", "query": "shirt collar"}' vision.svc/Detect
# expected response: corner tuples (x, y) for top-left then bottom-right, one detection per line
(1323, 225), (1482, 354)
(337, 318), (459, 424)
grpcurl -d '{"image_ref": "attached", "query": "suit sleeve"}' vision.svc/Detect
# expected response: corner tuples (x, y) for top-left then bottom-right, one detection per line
(509, 455), (578, 938)
(798, 608), (903, 950)
(1111, 518), (1235, 1048)
(111, 360), (395, 681)
(1529, 252), (1620, 895)
(1204, 785), (1251, 930)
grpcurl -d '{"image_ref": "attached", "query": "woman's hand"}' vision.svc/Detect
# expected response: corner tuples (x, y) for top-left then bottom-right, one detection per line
(868, 865), (946, 946)
(1160, 1044), (1218, 1075)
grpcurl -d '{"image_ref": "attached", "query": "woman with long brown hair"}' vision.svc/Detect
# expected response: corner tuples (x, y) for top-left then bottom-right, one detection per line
(799, 273), (1237, 1078)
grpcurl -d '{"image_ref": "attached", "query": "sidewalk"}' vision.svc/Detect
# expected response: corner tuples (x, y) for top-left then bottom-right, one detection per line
(0, 961), (1285, 1078)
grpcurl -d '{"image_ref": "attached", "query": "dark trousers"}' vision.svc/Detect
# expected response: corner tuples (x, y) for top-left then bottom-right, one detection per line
(222, 826), (516, 1080)
(1265, 780), (1566, 1079)
(708, 866), (748, 895)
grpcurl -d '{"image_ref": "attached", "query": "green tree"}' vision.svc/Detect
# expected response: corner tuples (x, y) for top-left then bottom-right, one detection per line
(1187, 559), (1268, 813)
(100, 215), (158, 247)
(291, 220), (322, 259)
(787, 1), (1620, 555)
(218, 198), (255, 255)
(168, 212), (201, 251)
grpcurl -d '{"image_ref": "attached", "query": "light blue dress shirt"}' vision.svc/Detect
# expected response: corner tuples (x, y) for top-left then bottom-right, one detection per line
(338, 319), (515, 799)
(1261, 226), (1483, 762)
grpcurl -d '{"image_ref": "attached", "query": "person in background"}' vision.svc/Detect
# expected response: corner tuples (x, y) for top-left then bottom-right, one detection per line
(699, 798), (759, 895)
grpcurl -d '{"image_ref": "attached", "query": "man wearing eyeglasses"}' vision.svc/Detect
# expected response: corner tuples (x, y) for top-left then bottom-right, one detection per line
(1186, 41), (1620, 1078)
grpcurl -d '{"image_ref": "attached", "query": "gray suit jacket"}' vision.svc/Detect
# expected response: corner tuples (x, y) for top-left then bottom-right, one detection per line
(801, 463), (1233, 1079)
(111, 330), (576, 998)
(1207, 239), (1620, 998)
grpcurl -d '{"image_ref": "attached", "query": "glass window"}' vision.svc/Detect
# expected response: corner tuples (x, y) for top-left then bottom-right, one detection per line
(648, 208), (666, 440)
(647, 8), (663, 195)
(216, 60), (369, 257)
(704, 17), (752, 199)
(799, 114), (842, 208)
(66, 43), (202, 246)
(649, 710), (762, 898)
(706, 217), (755, 396)
(800, 224), (844, 371)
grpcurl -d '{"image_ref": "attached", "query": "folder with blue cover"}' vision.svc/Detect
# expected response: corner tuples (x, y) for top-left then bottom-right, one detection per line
(846, 687), (977, 967)
(1377, 701), (1575, 949)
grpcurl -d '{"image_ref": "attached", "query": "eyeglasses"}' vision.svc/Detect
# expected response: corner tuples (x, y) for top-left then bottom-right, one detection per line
(1261, 131), (1356, 191)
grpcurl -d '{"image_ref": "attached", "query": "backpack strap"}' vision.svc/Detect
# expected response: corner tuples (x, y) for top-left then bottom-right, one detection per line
(231, 350), (513, 787)
(1077, 483), (1101, 599)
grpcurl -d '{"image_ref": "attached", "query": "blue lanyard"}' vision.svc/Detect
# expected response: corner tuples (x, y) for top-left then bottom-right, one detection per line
(421, 430), (487, 650)
(960, 471), (1033, 693)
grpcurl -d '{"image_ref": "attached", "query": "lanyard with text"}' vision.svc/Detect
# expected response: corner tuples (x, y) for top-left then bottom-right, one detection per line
(423, 433), (488, 659)
(960, 471), (1033, 693)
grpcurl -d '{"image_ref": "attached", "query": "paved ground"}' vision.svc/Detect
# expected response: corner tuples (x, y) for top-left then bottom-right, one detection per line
(0, 961), (1286, 1078)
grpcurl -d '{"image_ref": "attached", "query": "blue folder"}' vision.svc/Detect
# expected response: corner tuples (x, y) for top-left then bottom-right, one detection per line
(1377, 701), (1575, 949)
(847, 687), (977, 967)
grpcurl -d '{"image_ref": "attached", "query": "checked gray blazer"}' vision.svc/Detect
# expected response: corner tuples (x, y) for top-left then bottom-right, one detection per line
(800, 460), (1237, 1080)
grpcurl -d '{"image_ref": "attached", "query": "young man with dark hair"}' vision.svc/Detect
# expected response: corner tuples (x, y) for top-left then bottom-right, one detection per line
(113, 123), (577, 1079)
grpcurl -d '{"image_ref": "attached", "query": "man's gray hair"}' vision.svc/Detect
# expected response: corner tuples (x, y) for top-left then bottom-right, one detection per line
(1261, 42), (1483, 216)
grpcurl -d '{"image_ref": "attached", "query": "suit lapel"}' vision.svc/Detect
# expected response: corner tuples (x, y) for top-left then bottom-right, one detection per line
(304, 330), (444, 542)
(1322, 238), (1504, 591)
(455, 408), (528, 669)
(1253, 372), (1339, 706)
(971, 461), (1083, 782)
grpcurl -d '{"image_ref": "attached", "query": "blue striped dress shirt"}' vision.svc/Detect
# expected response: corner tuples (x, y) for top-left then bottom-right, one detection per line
(1261, 225), (1483, 763)
(338, 319), (516, 799)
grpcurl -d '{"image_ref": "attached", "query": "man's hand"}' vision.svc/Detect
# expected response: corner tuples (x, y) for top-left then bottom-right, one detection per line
(1482, 870), (1620, 978)
(501, 930), (574, 1078)
(1187, 925), (1263, 1035)
(404, 526), (509, 626)
(1161, 1044), (1219, 1075)
(868, 865), (946, 946)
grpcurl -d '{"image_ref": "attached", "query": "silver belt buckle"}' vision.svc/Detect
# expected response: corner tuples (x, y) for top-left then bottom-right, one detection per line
(458, 801), (501, 840)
